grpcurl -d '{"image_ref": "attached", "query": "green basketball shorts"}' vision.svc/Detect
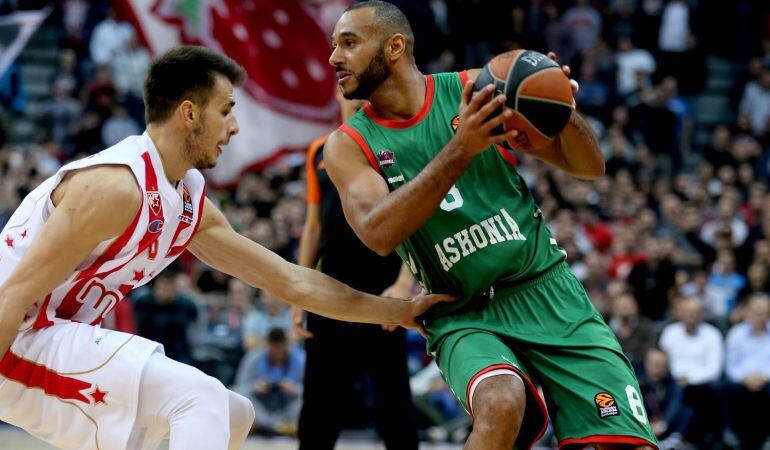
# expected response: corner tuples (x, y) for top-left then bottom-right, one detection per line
(425, 263), (658, 449)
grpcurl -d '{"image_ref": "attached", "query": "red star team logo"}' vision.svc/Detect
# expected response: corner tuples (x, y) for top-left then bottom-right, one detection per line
(87, 385), (109, 406)
(132, 270), (145, 282)
(147, 192), (162, 215)
(4, 236), (13, 248)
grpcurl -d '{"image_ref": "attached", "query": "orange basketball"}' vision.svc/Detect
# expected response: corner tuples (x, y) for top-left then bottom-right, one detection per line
(473, 49), (574, 151)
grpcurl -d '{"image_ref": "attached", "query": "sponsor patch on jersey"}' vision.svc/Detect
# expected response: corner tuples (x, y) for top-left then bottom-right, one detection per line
(147, 191), (162, 215)
(182, 185), (194, 215)
(377, 150), (395, 168)
(148, 219), (164, 233)
(451, 115), (459, 132)
(594, 392), (620, 419)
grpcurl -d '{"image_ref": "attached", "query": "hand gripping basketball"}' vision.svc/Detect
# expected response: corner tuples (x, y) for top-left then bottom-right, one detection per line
(453, 81), (519, 156)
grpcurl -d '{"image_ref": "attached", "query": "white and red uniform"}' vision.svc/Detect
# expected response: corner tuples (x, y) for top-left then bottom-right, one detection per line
(0, 132), (206, 449)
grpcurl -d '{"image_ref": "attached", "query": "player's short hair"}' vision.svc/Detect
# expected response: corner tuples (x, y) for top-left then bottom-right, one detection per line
(143, 46), (246, 124)
(346, 1), (414, 57)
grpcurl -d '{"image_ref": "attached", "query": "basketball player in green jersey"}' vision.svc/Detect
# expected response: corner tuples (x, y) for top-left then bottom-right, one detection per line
(323, 2), (657, 450)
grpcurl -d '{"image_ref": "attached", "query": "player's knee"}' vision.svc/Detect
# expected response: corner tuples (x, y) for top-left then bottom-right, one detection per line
(229, 391), (255, 430)
(182, 372), (229, 413)
(472, 375), (526, 434)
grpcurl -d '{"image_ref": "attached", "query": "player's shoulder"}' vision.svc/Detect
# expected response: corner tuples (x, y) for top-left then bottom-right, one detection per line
(58, 164), (141, 210)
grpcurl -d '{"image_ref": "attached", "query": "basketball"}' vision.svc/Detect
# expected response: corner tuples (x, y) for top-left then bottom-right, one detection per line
(473, 49), (574, 151)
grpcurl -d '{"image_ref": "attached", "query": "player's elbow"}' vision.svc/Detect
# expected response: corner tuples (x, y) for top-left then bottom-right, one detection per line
(353, 224), (397, 256)
(361, 234), (397, 256)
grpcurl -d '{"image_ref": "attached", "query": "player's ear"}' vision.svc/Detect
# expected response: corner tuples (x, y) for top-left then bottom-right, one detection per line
(179, 100), (198, 127)
(387, 33), (407, 62)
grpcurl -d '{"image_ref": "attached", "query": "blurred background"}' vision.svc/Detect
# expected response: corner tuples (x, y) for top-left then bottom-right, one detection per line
(1, 0), (769, 449)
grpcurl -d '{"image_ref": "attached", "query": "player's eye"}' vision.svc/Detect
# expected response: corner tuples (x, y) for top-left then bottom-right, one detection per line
(345, 40), (354, 47)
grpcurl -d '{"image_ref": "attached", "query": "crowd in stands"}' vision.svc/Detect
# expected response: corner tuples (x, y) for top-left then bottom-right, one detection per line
(1, 0), (770, 448)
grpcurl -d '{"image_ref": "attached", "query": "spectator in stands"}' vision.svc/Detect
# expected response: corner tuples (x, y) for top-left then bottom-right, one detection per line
(659, 296), (724, 448)
(410, 362), (468, 443)
(637, 348), (691, 447)
(40, 84), (81, 145)
(627, 236), (677, 321)
(609, 293), (658, 364)
(88, 7), (134, 66)
(243, 291), (292, 349)
(101, 103), (139, 147)
(615, 36), (656, 97)
(133, 271), (199, 365)
(0, 58), (26, 116)
(50, 49), (81, 98)
(83, 65), (117, 119)
(233, 328), (304, 436)
(110, 30), (150, 123)
(198, 293), (246, 385)
(724, 294), (770, 450)
(560, 0), (602, 61)
(738, 60), (770, 139)
(705, 250), (747, 319)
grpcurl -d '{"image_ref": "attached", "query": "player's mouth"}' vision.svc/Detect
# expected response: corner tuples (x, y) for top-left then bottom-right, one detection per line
(337, 70), (353, 85)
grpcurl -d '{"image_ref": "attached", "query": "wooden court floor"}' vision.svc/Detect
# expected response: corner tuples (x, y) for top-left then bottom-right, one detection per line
(0, 425), (465, 450)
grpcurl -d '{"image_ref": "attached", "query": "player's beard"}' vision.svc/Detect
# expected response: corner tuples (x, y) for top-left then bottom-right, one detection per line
(184, 116), (216, 170)
(344, 46), (390, 100)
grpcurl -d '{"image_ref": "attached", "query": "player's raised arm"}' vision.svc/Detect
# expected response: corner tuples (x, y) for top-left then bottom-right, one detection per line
(0, 166), (141, 359)
(188, 198), (451, 329)
(324, 81), (518, 256)
(513, 53), (604, 180)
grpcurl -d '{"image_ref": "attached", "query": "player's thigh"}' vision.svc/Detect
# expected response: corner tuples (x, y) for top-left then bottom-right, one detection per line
(524, 327), (657, 449)
(435, 330), (548, 449)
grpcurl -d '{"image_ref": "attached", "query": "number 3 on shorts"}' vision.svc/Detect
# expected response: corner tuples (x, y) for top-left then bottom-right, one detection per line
(440, 184), (463, 211)
(625, 385), (648, 424)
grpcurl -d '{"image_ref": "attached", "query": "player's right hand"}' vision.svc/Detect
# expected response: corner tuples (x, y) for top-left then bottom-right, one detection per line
(291, 307), (314, 339)
(453, 80), (518, 156)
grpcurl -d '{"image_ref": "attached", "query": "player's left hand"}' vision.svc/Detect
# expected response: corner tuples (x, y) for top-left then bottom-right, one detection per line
(381, 280), (415, 332)
(547, 52), (578, 110)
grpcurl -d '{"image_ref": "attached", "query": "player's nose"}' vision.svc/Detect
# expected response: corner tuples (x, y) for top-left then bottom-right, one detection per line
(329, 46), (343, 67)
(229, 117), (239, 136)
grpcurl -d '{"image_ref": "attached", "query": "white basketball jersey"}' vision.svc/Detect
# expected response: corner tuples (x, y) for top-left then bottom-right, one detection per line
(0, 131), (206, 330)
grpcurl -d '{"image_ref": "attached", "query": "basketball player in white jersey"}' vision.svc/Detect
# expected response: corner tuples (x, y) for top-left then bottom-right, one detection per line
(0, 46), (448, 450)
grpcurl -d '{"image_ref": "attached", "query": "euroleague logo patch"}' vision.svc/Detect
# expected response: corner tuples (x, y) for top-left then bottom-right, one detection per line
(451, 115), (459, 132)
(377, 150), (395, 169)
(594, 392), (620, 419)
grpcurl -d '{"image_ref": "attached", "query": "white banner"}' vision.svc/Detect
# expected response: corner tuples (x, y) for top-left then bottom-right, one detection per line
(122, 0), (344, 186)
(0, 8), (49, 78)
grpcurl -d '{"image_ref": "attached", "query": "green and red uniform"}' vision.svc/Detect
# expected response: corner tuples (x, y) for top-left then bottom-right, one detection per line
(339, 71), (658, 449)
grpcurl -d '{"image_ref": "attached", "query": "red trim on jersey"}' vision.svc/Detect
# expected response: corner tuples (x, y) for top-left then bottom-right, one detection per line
(55, 153), (155, 323)
(559, 435), (658, 449)
(497, 145), (518, 166)
(167, 185), (206, 257)
(338, 124), (382, 175)
(32, 294), (54, 328)
(363, 75), (435, 129)
(466, 363), (549, 450)
(458, 70), (469, 86)
(0, 351), (92, 404)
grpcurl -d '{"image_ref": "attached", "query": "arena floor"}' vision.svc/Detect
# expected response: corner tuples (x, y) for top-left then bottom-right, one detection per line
(0, 425), (465, 450)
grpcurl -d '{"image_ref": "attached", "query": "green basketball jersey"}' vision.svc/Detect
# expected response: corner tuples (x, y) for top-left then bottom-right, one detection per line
(340, 72), (566, 316)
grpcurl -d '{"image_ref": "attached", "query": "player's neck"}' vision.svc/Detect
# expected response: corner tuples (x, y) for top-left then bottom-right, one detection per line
(146, 125), (191, 184)
(367, 69), (426, 121)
